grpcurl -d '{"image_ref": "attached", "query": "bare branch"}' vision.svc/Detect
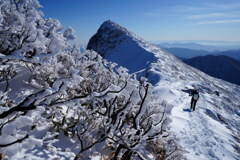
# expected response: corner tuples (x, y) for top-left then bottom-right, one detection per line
(0, 113), (19, 136)
(133, 83), (149, 129)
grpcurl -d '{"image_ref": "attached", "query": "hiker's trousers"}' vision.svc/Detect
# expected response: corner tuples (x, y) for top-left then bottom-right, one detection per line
(190, 98), (198, 111)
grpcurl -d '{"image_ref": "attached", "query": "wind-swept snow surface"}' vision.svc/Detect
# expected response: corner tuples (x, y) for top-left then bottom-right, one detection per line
(155, 80), (240, 160)
(88, 20), (240, 160)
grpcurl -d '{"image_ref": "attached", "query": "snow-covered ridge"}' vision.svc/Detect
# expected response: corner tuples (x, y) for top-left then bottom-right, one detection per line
(87, 20), (167, 58)
(88, 20), (240, 160)
(91, 20), (147, 45)
(88, 20), (168, 73)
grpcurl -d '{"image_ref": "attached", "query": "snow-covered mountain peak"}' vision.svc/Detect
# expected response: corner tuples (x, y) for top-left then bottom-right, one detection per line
(97, 20), (147, 42)
(87, 20), (147, 58)
(88, 20), (165, 56)
(87, 20), (170, 73)
(99, 20), (129, 35)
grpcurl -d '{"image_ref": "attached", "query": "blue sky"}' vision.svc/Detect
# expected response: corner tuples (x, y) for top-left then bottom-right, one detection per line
(38, 0), (240, 45)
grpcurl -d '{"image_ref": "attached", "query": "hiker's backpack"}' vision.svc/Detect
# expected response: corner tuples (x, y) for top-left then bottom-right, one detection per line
(193, 93), (199, 100)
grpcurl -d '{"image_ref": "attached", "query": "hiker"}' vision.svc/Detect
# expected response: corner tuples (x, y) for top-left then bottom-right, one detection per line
(189, 90), (199, 111)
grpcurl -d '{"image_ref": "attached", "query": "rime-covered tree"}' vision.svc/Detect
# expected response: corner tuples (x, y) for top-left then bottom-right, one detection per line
(0, 0), (74, 57)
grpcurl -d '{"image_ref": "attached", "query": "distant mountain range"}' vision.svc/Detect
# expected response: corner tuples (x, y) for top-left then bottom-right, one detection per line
(157, 42), (240, 51)
(216, 50), (240, 61)
(162, 47), (240, 60)
(184, 55), (240, 85)
(162, 48), (214, 59)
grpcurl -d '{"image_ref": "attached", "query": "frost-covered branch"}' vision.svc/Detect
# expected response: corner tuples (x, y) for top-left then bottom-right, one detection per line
(0, 64), (17, 92)
(0, 134), (29, 148)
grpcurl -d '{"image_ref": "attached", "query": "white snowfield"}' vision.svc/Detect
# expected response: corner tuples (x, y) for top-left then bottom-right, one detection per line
(88, 20), (240, 160)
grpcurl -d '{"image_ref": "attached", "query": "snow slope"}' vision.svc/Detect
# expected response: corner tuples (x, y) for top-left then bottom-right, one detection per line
(88, 20), (240, 160)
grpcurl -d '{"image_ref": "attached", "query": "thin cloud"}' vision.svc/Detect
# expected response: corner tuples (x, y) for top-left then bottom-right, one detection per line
(173, 5), (205, 12)
(187, 12), (240, 19)
(195, 19), (240, 25)
(174, 2), (240, 13)
(207, 3), (240, 10)
(144, 11), (161, 17)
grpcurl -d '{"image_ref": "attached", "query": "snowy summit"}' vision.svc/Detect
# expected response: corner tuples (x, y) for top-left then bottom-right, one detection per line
(88, 20), (240, 160)
(87, 20), (157, 73)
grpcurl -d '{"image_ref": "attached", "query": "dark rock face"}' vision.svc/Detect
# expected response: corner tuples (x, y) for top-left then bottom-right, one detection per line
(184, 55), (240, 85)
